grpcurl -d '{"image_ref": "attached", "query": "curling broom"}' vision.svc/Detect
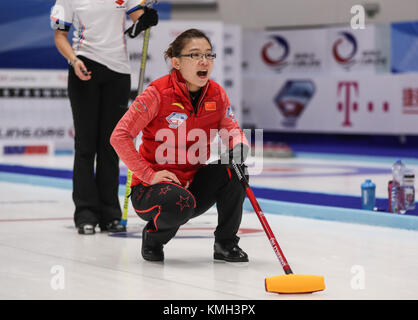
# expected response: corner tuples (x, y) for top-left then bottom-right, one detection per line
(231, 159), (325, 294)
(121, 2), (154, 227)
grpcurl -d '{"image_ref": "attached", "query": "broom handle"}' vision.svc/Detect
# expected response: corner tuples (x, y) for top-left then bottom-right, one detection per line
(121, 27), (151, 227)
(231, 160), (293, 275)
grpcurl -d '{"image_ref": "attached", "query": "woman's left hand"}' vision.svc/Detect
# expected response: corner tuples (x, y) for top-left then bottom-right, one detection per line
(73, 58), (92, 81)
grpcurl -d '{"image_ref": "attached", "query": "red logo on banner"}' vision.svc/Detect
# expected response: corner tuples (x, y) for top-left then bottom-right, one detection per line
(337, 82), (359, 127)
(337, 81), (389, 127)
(402, 88), (418, 114)
(261, 35), (290, 67)
(333, 32), (358, 67)
(115, 0), (125, 5)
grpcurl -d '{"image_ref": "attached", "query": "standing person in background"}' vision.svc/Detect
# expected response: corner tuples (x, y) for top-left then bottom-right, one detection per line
(110, 29), (250, 263)
(50, 0), (158, 235)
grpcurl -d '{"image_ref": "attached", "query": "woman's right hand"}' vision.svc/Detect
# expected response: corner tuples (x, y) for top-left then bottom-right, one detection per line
(151, 170), (181, 185)
(73, 58), (92, 81)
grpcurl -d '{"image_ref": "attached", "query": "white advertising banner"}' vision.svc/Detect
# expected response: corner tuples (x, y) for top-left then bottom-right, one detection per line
(242, 25), (390, 77)
(396, 73), (418, 133)
(243, 74), (418, 134)
(243, 28), (328, 76)
(0, 69), (74, 151)
(223, 24), (242, 125)
(326, 24), (391, 75)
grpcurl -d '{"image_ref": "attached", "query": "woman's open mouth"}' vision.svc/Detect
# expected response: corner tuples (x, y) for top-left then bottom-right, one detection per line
(197, 70), (208, 78)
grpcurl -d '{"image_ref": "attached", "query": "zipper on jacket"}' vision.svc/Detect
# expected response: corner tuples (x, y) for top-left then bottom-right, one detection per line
(195, 84), (209, 116)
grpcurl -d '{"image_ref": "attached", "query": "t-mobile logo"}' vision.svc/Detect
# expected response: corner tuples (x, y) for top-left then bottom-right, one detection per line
(337, 82), (359, 127)
(337, 81), (389, 127)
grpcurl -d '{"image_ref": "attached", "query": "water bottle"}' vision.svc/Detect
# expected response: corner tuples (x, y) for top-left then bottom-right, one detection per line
(361, 179), (376, 210)
(389, 180), (401, 213)
(392, 159), (405, 184)
(403, 168), (415, 211)
(388, 180), (393, 212)
(391, 159), (406, 214)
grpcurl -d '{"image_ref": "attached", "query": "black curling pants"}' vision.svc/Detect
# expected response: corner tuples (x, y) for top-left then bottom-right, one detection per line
(130, 164), (248, 247)
(68, 56), (131, 228)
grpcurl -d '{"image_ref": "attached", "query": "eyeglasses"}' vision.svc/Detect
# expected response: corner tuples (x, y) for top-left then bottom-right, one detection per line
(177, 52), (217, 61)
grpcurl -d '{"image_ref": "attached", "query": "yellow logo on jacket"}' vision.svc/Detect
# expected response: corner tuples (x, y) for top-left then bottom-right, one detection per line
(172, 102), (185, 110)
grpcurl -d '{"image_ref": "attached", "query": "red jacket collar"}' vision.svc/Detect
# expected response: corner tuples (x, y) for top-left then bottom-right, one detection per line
(170, 69), (210, 102)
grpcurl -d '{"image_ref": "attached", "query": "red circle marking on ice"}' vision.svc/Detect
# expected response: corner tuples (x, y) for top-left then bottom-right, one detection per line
(179, 227), (263, 235)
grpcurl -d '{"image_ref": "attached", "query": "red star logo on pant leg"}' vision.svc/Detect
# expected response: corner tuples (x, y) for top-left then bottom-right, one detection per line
(145, 188), (153, 200)
(136, 188), (145, 201)
(159, 185), (171, 195)
(176, 195), (190, 212)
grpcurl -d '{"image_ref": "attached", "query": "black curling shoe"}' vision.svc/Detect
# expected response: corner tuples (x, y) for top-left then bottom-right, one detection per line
(101, 220), (126, 233)
(78, 224), (95, 235)
(141, 228), (164, 262)
(214, 242), (249, 262)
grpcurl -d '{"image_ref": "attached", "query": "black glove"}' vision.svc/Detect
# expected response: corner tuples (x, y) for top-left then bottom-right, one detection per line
(125, 7), (158, 38)
(220, 143), (249, 165)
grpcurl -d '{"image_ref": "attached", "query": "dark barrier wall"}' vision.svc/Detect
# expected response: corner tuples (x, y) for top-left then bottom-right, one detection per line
(0, 0), (67, 69)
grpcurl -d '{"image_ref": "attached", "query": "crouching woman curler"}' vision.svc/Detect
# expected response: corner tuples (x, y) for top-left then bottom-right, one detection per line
(110, 29), (250, 262)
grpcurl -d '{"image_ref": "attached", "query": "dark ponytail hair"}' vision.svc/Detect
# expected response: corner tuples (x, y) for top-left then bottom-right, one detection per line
(164, 28), (213, 60)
